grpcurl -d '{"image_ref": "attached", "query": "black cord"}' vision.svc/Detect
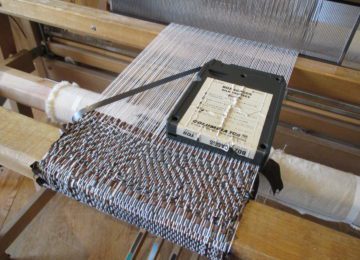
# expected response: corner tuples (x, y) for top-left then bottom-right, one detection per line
(72, 66), (202, 122)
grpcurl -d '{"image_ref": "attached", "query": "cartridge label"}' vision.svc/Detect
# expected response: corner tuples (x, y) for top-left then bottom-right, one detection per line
(176, 77), (272, 159)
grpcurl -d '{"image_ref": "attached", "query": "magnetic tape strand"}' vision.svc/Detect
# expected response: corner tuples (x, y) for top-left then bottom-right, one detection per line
(72, 66), (202, 122)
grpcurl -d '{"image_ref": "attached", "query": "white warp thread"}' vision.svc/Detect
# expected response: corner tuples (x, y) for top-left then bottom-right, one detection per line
(111, 0), (323, 51)
(99, 23), (298, 139)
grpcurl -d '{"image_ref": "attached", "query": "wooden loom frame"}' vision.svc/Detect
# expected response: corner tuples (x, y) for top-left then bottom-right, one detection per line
(0, 0), (359, 259)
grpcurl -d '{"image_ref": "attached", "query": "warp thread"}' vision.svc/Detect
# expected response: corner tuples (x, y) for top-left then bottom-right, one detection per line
(111, 0), (360, 63)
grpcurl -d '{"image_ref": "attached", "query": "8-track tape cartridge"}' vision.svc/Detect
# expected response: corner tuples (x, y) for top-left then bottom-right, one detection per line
(167, 60), (286, 168)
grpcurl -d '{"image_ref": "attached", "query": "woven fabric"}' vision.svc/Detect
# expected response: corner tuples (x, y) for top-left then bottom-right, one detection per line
(34, 111), (257, 259)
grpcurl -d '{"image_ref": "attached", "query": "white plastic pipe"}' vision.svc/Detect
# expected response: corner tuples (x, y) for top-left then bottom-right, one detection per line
(0, 67), (53, 111)
(263, 149), (360, 228)
(45, 83), (100, 123)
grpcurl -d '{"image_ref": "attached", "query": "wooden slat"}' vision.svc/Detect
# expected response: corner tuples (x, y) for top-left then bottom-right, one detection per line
(0, 169), (23, 231)
(0, 108), (59, 179)
(0, 107), (359, 259)
(273, 125), (360, 174)
(0, 0), (163, 51)
(48, 42), (128, 73)
(61, 0), (108, 9)
(280, 101), (360, 146)
(233, 201), (360, 259)
(290, 57), (360, 105)
(283, 100), (360, 126)
(43, 58), (114, 93)
(52, 37), (134, 62)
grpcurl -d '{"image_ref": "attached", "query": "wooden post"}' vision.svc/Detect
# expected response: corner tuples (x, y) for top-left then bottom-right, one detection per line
(0, 14), (16, 60)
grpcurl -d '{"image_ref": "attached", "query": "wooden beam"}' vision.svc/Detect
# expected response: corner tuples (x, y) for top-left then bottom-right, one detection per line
(233, 201), (360, 259)
(0, 107), (59, 179)
(61, 0), (108, 9)
(0, 0), (359, 105)
(52, 37), (134, 62)
(290, 57), (360, 105)
(281, 101), (360, 146)
(43, 58), (114, 93)
(0, 0), (163, 51)
(48, 42), (129, 74)
(273, 125), (360, 174)
(0, 107), (359, 259)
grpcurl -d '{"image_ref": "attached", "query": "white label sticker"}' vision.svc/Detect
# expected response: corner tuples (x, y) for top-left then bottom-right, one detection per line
(176, 77), (273, 159)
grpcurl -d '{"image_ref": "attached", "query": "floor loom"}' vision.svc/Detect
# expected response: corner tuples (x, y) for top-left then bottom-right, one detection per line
(0, 0), (360, 259)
